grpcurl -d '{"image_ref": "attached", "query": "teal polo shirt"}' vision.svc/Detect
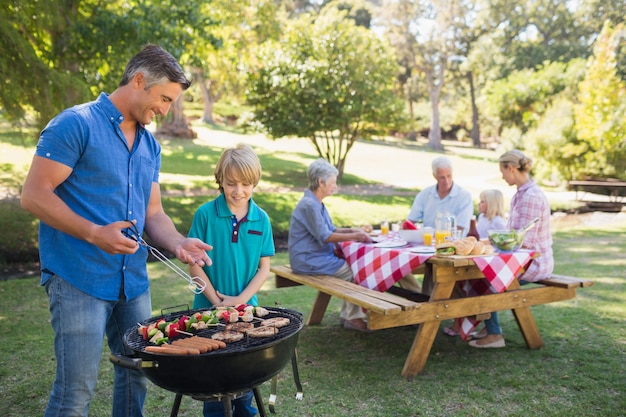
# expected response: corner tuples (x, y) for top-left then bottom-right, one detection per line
(190, 194), (275, 308)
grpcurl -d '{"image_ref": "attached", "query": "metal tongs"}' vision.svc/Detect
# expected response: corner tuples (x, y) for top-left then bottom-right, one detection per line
(122, 221), (207, 294)
(518, 217), (539, 234)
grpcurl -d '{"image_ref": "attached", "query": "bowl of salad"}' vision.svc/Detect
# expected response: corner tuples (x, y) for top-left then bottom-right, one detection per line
(487, 229), (525, 253)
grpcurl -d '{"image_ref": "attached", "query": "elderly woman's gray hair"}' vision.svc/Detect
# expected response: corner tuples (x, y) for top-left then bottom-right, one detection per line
(307, 158), (338, 191)
(431, 156), (452, 174)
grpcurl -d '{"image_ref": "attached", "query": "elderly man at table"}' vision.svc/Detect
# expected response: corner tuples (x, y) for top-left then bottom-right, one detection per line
(288, 158), (422, 332)
(406, 156), (474, 297)
(407, 156), (473, 236)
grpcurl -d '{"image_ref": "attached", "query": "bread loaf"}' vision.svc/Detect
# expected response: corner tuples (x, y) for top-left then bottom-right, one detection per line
(453, 238), (474, 256)
(470, 241), (485, 255)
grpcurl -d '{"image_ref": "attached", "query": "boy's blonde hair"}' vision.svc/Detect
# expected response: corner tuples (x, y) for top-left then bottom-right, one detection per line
(214, 143), (262, 193)
(479, 189), (505, 221)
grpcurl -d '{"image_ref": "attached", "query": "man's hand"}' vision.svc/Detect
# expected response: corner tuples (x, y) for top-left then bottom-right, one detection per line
(174, 238), (213, 267)
(89, 221), (142, 255)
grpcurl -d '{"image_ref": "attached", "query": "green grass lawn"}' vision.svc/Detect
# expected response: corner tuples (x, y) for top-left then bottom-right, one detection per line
(1, 123), (625, 416)
(1, 223), (624, 417)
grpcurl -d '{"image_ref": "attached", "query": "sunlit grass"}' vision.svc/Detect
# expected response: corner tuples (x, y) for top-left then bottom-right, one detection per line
(1, 223), (624, 416)
(1, 122), (625, 416)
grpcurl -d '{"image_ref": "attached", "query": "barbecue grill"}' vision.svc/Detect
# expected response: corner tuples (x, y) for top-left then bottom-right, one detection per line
(110, 306), (303, 417)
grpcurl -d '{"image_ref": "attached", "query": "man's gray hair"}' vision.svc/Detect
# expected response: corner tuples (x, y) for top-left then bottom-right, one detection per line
(431, 156), (452, 174)
(119, 44), (191, 90)
(307, 158), (338, 191)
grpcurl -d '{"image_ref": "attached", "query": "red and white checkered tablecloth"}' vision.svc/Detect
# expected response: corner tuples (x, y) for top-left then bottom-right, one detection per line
(457, 249), (537, 340)
(339, 240), (536, 340)
(338, 241), (431, 292)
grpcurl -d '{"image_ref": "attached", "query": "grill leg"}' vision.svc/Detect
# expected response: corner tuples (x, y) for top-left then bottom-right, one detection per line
(170, 393), (183, 417)
(222, 395), (234, 417)
(292, 350), (303, 400)
(253, 386), (267, 417)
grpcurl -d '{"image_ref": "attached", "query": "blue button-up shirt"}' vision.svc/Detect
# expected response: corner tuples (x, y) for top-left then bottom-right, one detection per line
(36, 93), (160, 301)
(288, 189), (344, 275)
(407, 183), (474, 235)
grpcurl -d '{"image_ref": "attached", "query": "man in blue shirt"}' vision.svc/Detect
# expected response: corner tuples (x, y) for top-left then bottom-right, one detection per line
(21, 45), (212, 417)
(406, 156), (474, 299)
(407, 156), (474, 235)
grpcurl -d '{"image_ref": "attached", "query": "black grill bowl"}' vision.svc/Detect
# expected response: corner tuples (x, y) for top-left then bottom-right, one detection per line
(112, 307), (303, 396)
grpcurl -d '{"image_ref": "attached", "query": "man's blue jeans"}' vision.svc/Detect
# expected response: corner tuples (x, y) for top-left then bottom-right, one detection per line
(44, 274), (151, 417)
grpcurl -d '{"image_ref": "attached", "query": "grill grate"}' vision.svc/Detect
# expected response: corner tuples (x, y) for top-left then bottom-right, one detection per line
(125, 307), (303, 356)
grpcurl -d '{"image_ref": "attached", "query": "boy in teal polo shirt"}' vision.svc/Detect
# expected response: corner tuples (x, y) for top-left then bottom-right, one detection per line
(188, 143), (274, 417)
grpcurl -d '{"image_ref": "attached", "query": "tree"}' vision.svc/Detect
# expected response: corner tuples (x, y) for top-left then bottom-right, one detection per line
(246, 6), (403, 178)
(125, 0), (221, 138)
(480, 0), (625, 80)
(1, 1), (92, 126)
(574, 21), (626, 180)
(376, 0), (423, 127)
(576, 0), (626, 80)
(378, 0), (470, 150)
(485, 61), (585, 134)
(1, 0), (219, 133)
(188, 0), (282, 125)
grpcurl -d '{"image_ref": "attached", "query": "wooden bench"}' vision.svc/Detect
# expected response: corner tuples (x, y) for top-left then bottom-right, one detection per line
(272, 264), (420, 325)
(536, 274), (595, 289)
(271, 263), (594, 378)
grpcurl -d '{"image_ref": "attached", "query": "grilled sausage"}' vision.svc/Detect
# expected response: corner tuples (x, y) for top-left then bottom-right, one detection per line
(144, 344), (200, 355)
(171, 338), (210, 353)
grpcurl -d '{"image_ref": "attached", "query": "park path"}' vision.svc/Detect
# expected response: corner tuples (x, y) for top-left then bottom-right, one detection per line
(181, 126), (626, 230)
(184, 125), (587, 204)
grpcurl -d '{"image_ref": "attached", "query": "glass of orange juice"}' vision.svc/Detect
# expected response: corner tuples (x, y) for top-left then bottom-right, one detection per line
(435, 229), (450, 245)
(380, 220), (389, 235)
(423, 227), (434, 246)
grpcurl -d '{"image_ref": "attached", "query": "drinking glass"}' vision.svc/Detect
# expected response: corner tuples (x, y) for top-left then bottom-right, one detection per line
(381, 220), (389, 235)
(423, 227), (434, 246)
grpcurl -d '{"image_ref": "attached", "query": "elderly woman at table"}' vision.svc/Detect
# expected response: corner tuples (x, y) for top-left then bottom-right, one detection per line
(470, 150), (554, 348)
(288, 158), (421, 332)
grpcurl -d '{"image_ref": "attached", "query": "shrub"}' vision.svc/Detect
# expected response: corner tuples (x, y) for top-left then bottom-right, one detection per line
(0, 200), (39, 266)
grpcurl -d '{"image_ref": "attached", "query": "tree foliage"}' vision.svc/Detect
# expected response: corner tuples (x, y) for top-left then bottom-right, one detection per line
(1, 0), (217, 129)
(246, 6), (403, 178)
(483, 0), (594, 78)
(188, 0), (282, 124)
(485, 60), (586, 134)
(574, 21), (626, 180)
(0, 1), (91, 125)
(483, 59), (588, 183)
(2, 0), (625, 181)
(492, 21), (626, 184)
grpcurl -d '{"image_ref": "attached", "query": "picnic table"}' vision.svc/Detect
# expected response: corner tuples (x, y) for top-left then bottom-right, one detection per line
(568, 179), (626, 204)
(272, 239), (593, 378)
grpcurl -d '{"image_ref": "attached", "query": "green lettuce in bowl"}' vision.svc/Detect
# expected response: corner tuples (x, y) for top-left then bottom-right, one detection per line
(487, 229), (525, 253)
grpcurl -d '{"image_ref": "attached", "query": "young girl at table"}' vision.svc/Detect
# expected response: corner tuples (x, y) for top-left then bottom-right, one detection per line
(476, 189), (507, 239)
(469, 150), (554, 348)
(188, 143), (275, 417)
(444, 189), (508, 337)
